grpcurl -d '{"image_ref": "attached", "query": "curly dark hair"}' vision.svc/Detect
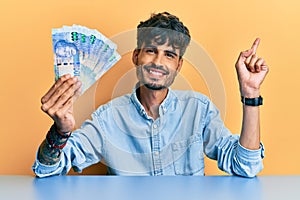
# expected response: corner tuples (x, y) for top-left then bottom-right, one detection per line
(137, 12), (191, 58)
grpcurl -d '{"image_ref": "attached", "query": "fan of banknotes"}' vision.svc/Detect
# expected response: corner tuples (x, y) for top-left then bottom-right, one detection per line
(52, 24), (121, 94)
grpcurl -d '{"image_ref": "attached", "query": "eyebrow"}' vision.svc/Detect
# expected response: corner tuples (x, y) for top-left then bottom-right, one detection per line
(165, 50), (178, 57)
(143, 45), (179, 57)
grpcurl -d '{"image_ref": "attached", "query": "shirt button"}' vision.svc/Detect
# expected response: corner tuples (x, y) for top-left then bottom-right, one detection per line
(154, 151), (159, 156)
(153, 124), (157, 129)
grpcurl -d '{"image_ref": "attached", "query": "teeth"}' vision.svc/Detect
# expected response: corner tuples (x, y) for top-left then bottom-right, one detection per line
(150, 70), (163, 76)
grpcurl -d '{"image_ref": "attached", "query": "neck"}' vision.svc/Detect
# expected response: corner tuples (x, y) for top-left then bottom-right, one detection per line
(137, 85), (168, 120)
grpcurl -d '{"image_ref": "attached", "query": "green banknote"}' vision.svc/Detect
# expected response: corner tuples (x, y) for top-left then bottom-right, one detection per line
(52, 25), (121, 94)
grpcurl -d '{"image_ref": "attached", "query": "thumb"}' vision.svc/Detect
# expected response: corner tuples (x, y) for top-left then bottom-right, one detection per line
(237, 48), (253, 66)
(235, 49), (253, 78)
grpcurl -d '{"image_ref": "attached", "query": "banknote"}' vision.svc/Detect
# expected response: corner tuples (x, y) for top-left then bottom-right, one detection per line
(52, 25), (121, 94)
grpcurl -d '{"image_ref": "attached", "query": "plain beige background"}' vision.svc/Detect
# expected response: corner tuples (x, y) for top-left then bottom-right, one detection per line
(1, 0), (299, 175)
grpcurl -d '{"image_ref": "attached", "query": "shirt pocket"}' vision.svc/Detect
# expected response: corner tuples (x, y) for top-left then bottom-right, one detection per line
(171, 134), (204, 175)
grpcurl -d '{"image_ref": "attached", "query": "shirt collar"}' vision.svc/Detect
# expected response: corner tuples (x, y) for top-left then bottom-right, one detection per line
(130, 82), (176, 118)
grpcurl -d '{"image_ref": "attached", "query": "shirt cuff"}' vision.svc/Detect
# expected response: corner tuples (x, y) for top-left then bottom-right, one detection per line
(32, 157), (62, 178)
(237, 141), (265, 162)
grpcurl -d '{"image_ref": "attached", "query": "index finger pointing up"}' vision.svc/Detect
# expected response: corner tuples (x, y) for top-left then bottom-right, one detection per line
(251, 38), (260, 55)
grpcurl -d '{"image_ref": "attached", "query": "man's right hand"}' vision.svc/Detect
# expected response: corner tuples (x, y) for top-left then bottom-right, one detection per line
(41, 74), (82, 133)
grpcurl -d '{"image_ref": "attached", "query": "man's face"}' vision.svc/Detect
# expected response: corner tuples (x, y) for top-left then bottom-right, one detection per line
(133, 41), (183, 90)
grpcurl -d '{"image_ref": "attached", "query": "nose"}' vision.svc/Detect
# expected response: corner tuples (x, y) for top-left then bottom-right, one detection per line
(153, 51), (164, 66)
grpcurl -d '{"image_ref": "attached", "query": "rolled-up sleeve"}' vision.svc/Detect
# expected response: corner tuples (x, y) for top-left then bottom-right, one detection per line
(231, 142), (264, 177)
(203, 100), (264, 177)
(32, 152), (70, 178)
(32, 111), (105, 178)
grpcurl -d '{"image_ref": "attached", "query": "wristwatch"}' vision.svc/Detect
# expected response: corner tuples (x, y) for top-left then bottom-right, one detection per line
(241, 96), (263, 106)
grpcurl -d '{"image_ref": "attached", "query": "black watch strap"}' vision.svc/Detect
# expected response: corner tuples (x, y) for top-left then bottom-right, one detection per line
(241, 96), (263, 106)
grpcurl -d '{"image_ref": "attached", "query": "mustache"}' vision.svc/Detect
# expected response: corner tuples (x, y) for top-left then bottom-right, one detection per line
(142, 64), (169, 75)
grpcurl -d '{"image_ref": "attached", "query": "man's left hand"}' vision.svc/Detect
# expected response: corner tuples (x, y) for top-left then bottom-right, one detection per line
(235, 38), (269, 98)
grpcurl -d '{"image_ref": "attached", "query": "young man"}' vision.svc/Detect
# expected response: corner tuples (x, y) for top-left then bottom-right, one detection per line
(33, 12), (269, 177)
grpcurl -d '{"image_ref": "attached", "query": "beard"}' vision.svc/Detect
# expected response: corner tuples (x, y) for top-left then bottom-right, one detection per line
(136, 63), (178, 90)
(144, 83), (165, 90)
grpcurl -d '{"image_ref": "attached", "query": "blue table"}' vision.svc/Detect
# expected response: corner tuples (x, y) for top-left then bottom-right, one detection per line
(0, 175), (299, 200)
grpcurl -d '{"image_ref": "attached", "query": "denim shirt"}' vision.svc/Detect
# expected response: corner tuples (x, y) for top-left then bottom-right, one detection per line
(33, 88), (264, 177)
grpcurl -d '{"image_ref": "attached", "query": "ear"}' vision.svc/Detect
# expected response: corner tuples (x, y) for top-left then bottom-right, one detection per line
(176, 58), (183, 72)
(132, 49), (140, 66)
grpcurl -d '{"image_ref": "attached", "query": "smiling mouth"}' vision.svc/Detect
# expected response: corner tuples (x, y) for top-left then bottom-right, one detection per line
(144, 66), (169, 76)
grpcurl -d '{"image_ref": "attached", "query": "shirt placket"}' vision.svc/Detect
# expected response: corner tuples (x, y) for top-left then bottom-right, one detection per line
(151, 121), (163, 175)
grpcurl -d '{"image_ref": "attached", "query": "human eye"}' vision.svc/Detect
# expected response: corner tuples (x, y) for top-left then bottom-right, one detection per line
(165, 51), (177, 59)
(145, 48), (155, 53)
(142, 46), (155, 54)
(166, 52), (175, 58)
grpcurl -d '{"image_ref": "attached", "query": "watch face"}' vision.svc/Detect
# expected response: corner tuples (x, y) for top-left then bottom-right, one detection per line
(242, 96), (263, 106)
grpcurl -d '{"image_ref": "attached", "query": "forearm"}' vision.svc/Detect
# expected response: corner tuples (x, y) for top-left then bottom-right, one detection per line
(239, 105), (260, 150)
(37, 124), (70, 165)
(37, 140), (63, 165)
(234, 38), (269, 150)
